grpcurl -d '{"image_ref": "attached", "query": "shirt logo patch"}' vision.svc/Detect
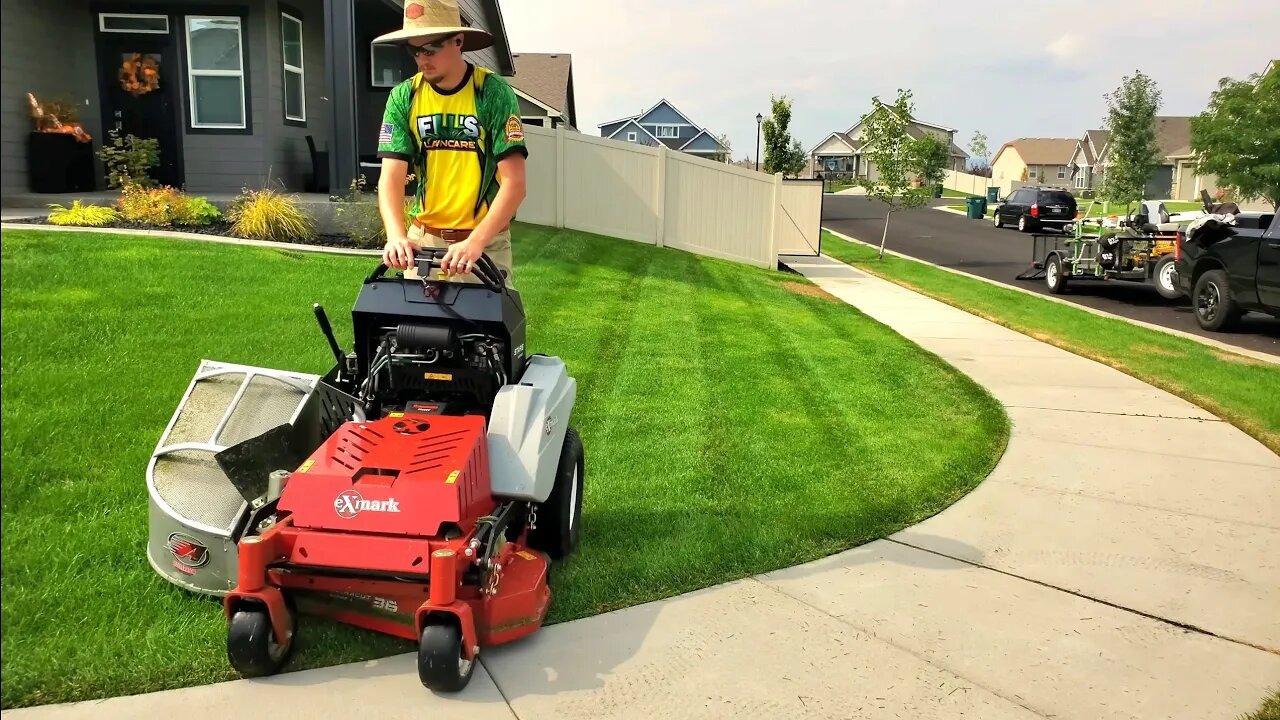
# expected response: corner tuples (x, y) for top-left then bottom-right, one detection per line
(505, 114), (524, 143)
(416, 113), (480, 151)
(378, 122), (393, 144)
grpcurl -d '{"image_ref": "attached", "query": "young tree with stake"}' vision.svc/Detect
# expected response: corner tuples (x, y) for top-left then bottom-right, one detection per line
(857, 89), (950, 258)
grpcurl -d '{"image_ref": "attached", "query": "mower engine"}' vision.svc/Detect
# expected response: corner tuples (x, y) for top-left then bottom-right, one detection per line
(146, 249), (583, 693)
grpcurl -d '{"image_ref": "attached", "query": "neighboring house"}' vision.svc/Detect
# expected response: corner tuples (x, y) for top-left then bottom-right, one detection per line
(506, 52), (576, 130)
(1067, 130), (1109, 191)
(991, 138), (1078, 187)
(1, 0), (516, 197)
(1078, 117), (1196, 200)
(810, 108), (969, 180)
(598, 99), (729, 161)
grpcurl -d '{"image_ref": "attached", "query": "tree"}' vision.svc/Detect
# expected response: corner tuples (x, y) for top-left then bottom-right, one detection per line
(968, 130), (991, 175)
(1190, 65), (1280, 210)
(711, 132), (733, 163)
(762, 95), (807, 177)
(1099, 70), (1163, 213)
(856, 88), (950, 258)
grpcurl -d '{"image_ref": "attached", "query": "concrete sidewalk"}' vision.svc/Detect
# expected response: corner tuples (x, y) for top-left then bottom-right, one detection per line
(6, 255), (1279, 720)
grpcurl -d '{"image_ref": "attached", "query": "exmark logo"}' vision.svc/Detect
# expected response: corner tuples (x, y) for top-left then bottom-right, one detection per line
(334, 489), (401, 519)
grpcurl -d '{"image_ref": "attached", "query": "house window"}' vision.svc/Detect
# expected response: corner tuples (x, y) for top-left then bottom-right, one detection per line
(371, 44), (404, 87)
(1057, 166), (1066, 179)
(1028, 167), (1037, 178)
(186, 16), (247, 129)
(654, 125), (679, 138)
(99, 13), (169, 33)
(281, 12), (305, 123)
(627, 132), (637, 142)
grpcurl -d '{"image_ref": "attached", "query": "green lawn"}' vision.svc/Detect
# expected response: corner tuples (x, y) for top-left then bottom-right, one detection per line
(941, 188), (979, 199)
(0, 225), (1008, 707)
(820, 231), (1280, 453)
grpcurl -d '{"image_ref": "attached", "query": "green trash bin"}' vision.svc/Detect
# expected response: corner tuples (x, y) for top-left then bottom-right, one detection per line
(987, 186), (1000, 204)
(978, 197), (988, 215)
(966, 196), (983, 219)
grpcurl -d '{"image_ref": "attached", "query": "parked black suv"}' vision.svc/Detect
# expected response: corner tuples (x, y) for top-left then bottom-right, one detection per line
(994, 186), (1078, 232)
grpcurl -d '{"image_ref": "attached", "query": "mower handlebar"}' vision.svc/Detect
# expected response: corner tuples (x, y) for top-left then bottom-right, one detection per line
(365, 247), (507, 293)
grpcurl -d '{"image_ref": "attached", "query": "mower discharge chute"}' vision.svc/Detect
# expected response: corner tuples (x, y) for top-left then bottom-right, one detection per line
(146, 249), (583, 692)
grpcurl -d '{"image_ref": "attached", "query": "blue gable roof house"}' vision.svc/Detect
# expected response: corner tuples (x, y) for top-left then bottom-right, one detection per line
(598, 99), (729, 161)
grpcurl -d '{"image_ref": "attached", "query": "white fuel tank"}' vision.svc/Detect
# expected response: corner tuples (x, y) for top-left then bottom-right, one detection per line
(486, 355), (577, 503)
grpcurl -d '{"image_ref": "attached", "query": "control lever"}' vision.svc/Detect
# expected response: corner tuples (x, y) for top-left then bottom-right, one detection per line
(313, 303), (347, 371)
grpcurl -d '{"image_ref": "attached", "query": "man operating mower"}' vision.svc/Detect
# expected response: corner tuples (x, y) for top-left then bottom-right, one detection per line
(373, 0), (527, 286)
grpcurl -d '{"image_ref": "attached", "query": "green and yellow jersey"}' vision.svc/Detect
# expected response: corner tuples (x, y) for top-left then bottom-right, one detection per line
(376, 63), (527, 230)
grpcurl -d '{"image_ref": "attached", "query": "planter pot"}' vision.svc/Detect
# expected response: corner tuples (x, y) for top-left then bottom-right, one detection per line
(27, 132), (96, 193)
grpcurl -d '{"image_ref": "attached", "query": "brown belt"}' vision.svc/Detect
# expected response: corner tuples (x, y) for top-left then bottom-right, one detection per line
(413, 221), (472, 243)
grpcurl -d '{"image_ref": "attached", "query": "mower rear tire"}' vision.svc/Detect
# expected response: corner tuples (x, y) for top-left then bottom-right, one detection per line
(527, 427), (584, 560)
(418, 621), (475, 693)
(227, 608), (295, 678)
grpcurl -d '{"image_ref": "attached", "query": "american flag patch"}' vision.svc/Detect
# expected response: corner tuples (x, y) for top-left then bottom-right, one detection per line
(378, 122), (393, 144)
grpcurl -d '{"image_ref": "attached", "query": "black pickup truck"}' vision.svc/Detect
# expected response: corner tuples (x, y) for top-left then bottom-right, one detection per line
(1175, 208), (1280, 331)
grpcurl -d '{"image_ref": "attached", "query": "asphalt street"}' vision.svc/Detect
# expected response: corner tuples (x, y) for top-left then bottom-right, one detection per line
(820, 194), (1280, 357)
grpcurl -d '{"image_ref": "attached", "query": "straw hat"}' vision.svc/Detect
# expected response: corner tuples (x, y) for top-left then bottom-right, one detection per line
(372, 0), (494, 51)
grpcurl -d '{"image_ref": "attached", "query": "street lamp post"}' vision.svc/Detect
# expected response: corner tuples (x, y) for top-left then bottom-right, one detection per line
(755, 113), (763, 171)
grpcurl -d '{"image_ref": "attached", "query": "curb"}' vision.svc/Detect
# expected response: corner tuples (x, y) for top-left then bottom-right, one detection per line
(1, 222), (383, 258)
(820, 226), (1279, 365)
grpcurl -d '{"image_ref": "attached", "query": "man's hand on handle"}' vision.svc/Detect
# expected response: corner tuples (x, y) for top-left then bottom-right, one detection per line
(440, 238), (484, 276)
(382, 232), (416, 269)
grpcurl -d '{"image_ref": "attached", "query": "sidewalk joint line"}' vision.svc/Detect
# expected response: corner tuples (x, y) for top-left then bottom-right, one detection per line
(478, 658), (523, 720)
(1000, 404), (1223, 423)
(885, 538), (1280, 656)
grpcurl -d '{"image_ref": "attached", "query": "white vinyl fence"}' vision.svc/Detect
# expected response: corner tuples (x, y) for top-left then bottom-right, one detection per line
(516, 125), (822, 268)
(943, 169), (1026, 200)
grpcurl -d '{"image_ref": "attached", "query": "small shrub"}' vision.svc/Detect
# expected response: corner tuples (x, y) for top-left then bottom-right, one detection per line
(116, 185), (184, 226)
(175, 196), (221, 226)
(115, 186), (222, 228)
(228, 187), (316, 243)
(98, 129), (158, 189)
(46, 200), (120, 227)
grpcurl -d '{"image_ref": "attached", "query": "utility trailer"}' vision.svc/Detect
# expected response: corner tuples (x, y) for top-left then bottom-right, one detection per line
(1015, 200), (1184, 299)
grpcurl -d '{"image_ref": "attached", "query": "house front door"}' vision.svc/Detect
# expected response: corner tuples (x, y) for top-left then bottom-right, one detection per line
(96, 28), (184, 188)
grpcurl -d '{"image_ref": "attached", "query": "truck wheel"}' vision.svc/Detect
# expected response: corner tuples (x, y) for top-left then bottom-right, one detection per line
(527, 427), (584, 560)
(1192, 269), (1239, 331)
(994, 211), (1004, 228)
(1017, 215), (1029, 232)
(1153, 255), (1181, 300)
(1045, 255), (1068, 294)
(227, 608), (295, 678)
(418, 621), (475, 693)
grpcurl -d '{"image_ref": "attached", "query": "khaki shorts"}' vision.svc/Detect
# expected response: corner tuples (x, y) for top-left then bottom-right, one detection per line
(404, 224), (515, 288)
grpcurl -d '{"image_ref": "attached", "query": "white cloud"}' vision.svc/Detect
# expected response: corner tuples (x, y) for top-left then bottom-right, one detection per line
(497, 0), (1280, 162)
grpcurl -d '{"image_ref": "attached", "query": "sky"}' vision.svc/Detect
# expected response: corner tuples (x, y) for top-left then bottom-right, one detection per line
(497, 0), (1279, 164)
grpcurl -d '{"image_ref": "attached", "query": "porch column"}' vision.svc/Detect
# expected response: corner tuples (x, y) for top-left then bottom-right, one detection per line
(324, 0), (359, 194)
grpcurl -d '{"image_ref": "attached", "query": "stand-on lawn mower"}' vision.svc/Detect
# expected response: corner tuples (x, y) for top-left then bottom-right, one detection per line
(145, 248), (583, 692)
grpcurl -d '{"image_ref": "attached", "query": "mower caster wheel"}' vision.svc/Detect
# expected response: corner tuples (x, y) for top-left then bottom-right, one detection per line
(227, 608), (295, 678)
(418, 622), (475, 693)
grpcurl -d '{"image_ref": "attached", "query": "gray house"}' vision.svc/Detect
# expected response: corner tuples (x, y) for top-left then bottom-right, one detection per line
(0, 0), (515, 197)
(598, 99), (729, 160)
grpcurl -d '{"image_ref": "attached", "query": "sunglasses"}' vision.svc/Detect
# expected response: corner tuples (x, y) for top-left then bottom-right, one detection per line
(404, 36), (457, 57)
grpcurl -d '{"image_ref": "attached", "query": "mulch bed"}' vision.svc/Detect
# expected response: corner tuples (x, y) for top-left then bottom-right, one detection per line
(3, 216), (374, 250)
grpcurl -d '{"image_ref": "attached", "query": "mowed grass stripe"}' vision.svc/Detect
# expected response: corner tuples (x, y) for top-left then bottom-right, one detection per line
(1, 226), (1006, 707)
